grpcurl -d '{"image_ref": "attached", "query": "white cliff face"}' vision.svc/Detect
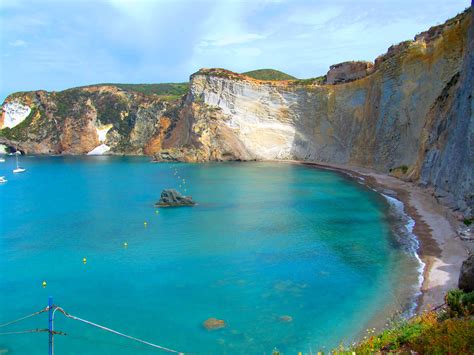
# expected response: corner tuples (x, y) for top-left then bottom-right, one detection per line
(96, 124), (113, 143)
(87, 144), (110, 155)
(87, 124), (112, 155)
(1, 101), (31, 129)
(191, 76), (298, 160)
(187, 9), (470, 213)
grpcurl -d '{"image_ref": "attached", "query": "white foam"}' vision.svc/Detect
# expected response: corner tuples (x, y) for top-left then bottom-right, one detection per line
(87, 144), (110, 155)
(382, 193), (425, 317)
(2, 101), (31, 128)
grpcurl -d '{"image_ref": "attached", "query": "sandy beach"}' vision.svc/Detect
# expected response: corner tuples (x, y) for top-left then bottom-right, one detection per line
(287, 160), (470, 311)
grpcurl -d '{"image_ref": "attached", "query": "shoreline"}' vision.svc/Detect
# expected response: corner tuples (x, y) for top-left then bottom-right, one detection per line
(287, 160), (468, 311)
(15, 155), (467, 310)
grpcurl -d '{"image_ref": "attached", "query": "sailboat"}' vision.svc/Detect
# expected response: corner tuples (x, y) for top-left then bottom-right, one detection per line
(13, 151), (26, 173)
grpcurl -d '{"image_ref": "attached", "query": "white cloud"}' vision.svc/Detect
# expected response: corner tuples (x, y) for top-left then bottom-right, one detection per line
(9, 39), (27, 47)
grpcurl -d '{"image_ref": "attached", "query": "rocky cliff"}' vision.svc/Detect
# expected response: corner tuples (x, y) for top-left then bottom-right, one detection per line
(0, 85), (186, 155)
(1, 8), (472, 215)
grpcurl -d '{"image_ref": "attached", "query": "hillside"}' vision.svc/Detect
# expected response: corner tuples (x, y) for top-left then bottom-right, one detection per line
(1, 7), (472, 216)
(79, 82), (189, 99)
(241, 69), (297, 81)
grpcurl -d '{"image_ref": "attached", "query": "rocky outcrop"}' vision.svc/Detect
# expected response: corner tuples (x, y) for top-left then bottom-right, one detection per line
(184, 8), (473, 216)
(155, 189), (196, 207)
(1, 8), (472, 216)
(203, 318), (226, 330)
(278, 315), (293, 322)
(0, 86), (181, 155)
(411, 7), (474, 216)
(326, 61), (374, 84)
(459, 255), (474, 292)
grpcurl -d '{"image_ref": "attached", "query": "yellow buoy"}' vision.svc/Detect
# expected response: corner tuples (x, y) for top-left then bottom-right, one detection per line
(123, 242), (128, 248)
(42, 281), (47, 288)
(83, 257), (87, 264)
(144, 221), (148, 227)
(155, 210), (159, 214)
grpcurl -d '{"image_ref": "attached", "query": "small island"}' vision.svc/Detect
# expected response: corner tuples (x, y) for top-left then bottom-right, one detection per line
(155, 189), (196, 207)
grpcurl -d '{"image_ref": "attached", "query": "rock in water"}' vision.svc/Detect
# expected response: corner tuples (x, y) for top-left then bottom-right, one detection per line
(458, 254), (474, 292)
(203, 318), (226, 330)
(278, 315), (293, 322)
(155, 189), (196, 207)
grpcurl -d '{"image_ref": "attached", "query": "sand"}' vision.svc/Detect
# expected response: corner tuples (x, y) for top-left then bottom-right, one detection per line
(286, 160), (469, 311)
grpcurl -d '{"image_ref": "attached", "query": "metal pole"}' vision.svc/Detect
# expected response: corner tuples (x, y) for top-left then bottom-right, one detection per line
(48, 296), (53, 355)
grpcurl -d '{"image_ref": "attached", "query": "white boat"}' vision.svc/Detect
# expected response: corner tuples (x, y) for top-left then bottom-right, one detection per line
(0, 176), (7, 183)
(0, 157), (5, 163)
(13, 151), (26, 173)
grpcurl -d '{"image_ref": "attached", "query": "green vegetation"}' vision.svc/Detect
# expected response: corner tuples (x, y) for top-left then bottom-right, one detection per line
(290, 75), (327, 86)
(82, 83), (189, 99)
(463, 218), (472, 226)
(348, 289), (474, 354)
(0, 107), (39, 141)
(54, 89), (89, 117)
(242, 69), (297, 81)
(389, 165), (409, 175)
(446, 289), (474, 316)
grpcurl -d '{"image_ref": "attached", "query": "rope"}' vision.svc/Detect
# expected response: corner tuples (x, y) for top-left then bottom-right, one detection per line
(55, 307), (183, 354)
(0, 328), (49, 335)
(0, 308), (48, 328)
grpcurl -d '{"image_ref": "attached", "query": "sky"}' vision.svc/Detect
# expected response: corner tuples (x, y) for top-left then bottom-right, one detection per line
(0, 0), (471, 101)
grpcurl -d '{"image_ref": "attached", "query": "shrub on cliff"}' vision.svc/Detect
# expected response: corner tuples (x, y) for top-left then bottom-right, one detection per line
(349, 289), (474, 354)
(446, 289), (474, 316)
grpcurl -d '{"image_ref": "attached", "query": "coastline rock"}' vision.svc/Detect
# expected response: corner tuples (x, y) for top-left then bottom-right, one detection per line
(155, 189), (196, 207)
(1, 9), (472, 214)
(203, 318), (226, 330)
(278, 315), (293, 322)
(326, 61), (374, 84)
(458, 255), (474, 292)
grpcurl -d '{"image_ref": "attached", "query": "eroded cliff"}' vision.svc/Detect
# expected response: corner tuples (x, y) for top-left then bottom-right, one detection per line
(1, 8), (472, 215)
(0, 85), (184, 155)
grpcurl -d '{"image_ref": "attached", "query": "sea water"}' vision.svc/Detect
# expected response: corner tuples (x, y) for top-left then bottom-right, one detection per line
(0, 157), (420, 354)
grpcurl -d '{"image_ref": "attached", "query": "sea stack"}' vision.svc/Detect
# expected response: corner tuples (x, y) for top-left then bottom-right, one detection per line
(155, 189), (196, 207)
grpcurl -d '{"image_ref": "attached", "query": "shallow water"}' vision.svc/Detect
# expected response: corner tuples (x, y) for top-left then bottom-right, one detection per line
(0, 157), (419, 354)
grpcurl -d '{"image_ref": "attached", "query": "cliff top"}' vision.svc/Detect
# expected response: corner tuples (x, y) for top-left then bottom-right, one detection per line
(2, 6), (471, 99)
(241, 69), (297, 81)
(192, 68), (326, 86)
(193, 7), (472, 86)
(2, 82), (189, 105)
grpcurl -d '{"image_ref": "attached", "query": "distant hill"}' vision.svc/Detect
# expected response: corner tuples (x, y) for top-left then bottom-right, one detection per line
(83, 83), (189, 98)
(242, 69), (297, 81)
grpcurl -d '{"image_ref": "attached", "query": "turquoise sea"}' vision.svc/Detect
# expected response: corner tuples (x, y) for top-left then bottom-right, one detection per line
(0, 157), (420, 354)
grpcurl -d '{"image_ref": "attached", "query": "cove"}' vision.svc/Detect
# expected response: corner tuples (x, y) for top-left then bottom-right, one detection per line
(0, 157), (420, 354)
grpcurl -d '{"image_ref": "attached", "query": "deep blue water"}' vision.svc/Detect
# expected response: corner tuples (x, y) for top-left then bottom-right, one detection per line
(0, 157), (418, 354)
